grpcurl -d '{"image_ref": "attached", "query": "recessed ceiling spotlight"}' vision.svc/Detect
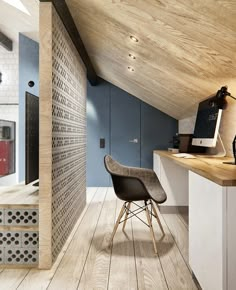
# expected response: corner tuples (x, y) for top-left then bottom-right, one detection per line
(130, 36), (139, 42)
(128, 66), (135, 72)
(129, 53), (136, 59)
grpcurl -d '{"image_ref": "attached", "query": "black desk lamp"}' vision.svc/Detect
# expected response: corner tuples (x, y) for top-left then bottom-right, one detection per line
(213, 86), (236, 165)
(209, 86), (236, 110)
(225, 135), (236, 165)
(233, 135), (236, 165)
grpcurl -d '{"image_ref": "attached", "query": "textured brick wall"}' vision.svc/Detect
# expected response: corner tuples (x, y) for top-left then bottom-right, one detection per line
(39, 3), (87, 267)
(51, 6), (87, 260)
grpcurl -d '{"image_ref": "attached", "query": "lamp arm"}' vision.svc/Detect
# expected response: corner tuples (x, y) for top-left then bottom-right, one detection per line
(233, 135), (236, 164)
(229, 95), (236, 101)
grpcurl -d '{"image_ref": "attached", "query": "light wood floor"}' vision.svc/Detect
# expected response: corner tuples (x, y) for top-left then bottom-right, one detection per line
(0, 187), (198, 290)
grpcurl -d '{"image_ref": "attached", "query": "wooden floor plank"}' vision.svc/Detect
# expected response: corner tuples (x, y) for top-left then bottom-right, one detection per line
(86, 187), (99, 204)
(47, 187), (107, 290)
(78, 187), (117, 290)
(162, 213), (190, 269)
(154, 210), (197, 289)
(17, 188), (99, 290)
(131, 202), (168, 290)
(108, 198), (137, 290)
(178, 213), (189, 229)
(0, 269), (29, 290)
(0, 188), (198, 290)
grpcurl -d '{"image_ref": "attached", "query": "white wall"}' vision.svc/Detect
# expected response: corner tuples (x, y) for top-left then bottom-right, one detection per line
(178, 115), (196, 134)
(0, 43), (19, 185)
(178, 100), (236, 157)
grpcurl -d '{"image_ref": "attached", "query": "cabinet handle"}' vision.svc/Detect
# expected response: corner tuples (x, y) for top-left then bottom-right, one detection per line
(129, 138), (138, 143)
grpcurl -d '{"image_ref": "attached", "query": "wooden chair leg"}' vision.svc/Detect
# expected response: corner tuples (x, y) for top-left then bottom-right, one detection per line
(145, 201), (158, 254)
(122, 202), (131, 231)
(110, 203), (126, 245)
(150, 200), (165, 236)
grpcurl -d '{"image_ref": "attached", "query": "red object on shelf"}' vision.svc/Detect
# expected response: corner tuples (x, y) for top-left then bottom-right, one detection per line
(0, 141), (13, 175)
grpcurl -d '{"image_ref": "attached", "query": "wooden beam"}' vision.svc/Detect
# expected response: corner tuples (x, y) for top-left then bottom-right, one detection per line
(0, 32), (13, 51)
(40, 0), (97, 86)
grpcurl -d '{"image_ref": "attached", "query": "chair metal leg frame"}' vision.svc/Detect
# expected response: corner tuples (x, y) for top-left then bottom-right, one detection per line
(145, 200), (158, 254)
(122, 202), (131, 231)
(121, 202), (150, 227)
(110, 201), (148, 246)
(110, 200), (163, 253)
(150, 200), (165, 236)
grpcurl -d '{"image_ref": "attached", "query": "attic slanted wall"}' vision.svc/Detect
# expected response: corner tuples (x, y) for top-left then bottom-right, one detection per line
(87, 78), (178, 186)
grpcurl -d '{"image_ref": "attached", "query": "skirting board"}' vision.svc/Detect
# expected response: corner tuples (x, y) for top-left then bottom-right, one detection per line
(158, 205), (188, 214)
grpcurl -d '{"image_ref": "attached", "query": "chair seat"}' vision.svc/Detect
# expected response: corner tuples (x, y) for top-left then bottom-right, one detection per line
(128, 166), (167, 204)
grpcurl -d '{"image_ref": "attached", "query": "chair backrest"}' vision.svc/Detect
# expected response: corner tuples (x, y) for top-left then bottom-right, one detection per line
(104, 155), (129, 176)
(104, 155), (149, 202)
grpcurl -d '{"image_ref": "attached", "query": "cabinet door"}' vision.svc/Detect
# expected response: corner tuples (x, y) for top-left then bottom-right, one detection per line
(0, 141), (10, 175)
(189, 171), (226, 290)
(153, 153), (161, 179)
(87, 82), (110, 186)
(155, 155), (188, 206)
(110, 85), (141, 167)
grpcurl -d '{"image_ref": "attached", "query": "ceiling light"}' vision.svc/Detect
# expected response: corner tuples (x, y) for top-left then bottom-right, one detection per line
(128, 66), (135, 72)
(2, 0), (30, 15)
(129, 53), (136, 59)
(130, 36), (139, 42)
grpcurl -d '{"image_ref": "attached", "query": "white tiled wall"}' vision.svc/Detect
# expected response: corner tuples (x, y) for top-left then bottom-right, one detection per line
(0, 44), (19, 103)
(0, 43), (19, 185)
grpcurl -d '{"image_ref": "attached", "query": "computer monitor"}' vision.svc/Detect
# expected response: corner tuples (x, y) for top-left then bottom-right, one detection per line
(192, 97), (222, 147)
(25, 92), (39, 185)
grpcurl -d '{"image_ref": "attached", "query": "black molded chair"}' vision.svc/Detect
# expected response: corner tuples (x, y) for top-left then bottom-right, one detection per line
(104, 155), (167, 254)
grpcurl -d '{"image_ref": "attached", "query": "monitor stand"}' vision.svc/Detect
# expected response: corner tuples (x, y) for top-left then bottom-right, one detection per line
(33, 181), (39, 187)
(197, 134), (226, 158)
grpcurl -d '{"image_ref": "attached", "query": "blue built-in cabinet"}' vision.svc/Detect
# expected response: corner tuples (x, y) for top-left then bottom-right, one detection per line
(19, 34), (39, 182)
(87, 80), (110, 186)
(87, 78), (178, 186)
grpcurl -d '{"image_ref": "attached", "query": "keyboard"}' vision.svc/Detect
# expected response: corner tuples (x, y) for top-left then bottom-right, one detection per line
(172, 153), (197, 159)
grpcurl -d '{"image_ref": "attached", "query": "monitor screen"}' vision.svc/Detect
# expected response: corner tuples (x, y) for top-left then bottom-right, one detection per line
(25, 92), (39, 184)
(192, 98), (222, 147)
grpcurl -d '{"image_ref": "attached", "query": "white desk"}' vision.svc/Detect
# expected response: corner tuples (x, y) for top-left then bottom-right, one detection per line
(153, 151), (236, 290)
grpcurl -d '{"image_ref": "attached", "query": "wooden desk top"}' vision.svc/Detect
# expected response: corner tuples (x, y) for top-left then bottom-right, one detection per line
(0, 183), (39, 206)
(154, 150), (236, 187)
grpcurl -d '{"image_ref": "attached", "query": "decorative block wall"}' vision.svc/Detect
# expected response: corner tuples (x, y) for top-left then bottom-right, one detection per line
(40, 2), (87, 268)
(0, 208), (39, 265)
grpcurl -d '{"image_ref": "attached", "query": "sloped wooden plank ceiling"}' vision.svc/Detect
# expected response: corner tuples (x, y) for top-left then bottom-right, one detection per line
(65, 0), (236, 119)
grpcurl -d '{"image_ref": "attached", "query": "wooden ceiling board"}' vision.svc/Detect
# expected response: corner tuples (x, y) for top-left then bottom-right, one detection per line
(66, 0), (236, 119)
(95, 57), (192, 118)
(74, 8), (219, 97)
(76, 16), (224, 93)
(88, 49), (199, 114)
